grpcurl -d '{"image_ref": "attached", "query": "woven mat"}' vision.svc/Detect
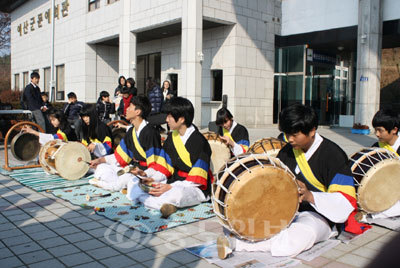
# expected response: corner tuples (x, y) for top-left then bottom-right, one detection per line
(0, 167), (91, 192)
(51, 184), (215, 233)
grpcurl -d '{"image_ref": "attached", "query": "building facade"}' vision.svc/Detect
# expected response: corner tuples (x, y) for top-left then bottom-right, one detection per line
(4, 0), (400, 128)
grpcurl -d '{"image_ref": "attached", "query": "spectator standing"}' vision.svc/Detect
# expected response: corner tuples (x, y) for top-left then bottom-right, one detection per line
(147, 77), (163, 115)
(117, 86), (133, 121)
(114, 76), (126, 97)
(96, 91), (115, 124)
(22, 72), (47, 132)
(63, 92), (84, 139)
(126, 77), (137, 97)
(41, 92), (55, 133)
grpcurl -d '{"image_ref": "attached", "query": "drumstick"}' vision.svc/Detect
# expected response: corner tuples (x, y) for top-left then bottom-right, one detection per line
(77, 157), (90, 165)
(86, 193), (112, 201)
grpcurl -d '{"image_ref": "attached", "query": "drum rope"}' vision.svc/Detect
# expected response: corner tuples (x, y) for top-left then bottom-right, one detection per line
(216, 180), (231, 195)
(212, 196), (228, 208)
(212, 207), (227, 220)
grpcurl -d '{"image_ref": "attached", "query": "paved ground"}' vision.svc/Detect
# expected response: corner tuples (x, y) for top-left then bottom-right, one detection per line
(0, 126), (398, 268)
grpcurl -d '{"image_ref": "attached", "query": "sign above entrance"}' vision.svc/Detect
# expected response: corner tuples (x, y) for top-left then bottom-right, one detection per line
(16, 0), (69, 36)
(307, 49), (336, 65)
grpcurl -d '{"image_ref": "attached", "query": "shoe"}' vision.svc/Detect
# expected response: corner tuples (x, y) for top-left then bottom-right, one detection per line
(216, 234), (235, 259)
(160, 203), (177, 218)
(120, 188), (127, 195)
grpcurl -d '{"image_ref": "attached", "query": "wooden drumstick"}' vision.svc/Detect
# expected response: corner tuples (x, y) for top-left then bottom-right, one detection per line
(77, 157), (90, 165)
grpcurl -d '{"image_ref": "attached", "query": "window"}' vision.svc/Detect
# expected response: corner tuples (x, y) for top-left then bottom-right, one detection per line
(211, 70), (223, 101)
(14, 74), (20, 90)
(136, 52), (161, 95)
(107, 0), (119, 4)
(23, 72), (29, 88)
(43, 67), (51, 92)
(168, 73), (178, 96)
(89, 0), (100, 11)
(56, 65), (65, 100)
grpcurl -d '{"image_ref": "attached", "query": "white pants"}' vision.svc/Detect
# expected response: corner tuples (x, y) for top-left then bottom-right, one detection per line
(126, 180), (208, 210)
(235, 211), (333, 257)
(94, 163), (137, 192)
(371, 201), (400, 219)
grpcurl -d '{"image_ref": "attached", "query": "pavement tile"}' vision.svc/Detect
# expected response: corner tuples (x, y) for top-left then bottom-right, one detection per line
(155, 229), (188, 242)
(126, 248), (160, 263)
(21, 223), (49, 234)
(47, 244), (81, 257)
(10, 241), (42, 255)
(75, 221), (103, 231)
(59, 211), (82, 219)
(18, 250), (53, 265)
(129, 264), (146, 268)
(185, 259), (217, 268)
(369, 226), (390, 235)
(321, 248), (346, 260)
(111, 241), (145, 253)
(73, 261), (106, 268)
(28, 230), (59, 241)
(7, 214), (34, 223)
(191, 232), (218, 242)
(174, 224), (204, 236)
(74, 239), (107, 251)
(0, 247), (14, 259)
(37, 237), (68, 248)
(28, 258), (66, 268)
(336, 253), (371, 267)
(51, 207), (72, 216)
(171, 236), (202, 249)
(146, 236), (167, 247)
(2, 234), (33, 247)
(0, 222), (16, 231)
(300, 256), (331, 267)
(142, 256), (181, 268)
(66, 216), (92, 225)
(53, 225), (81, 236)
(99, 255), (136, 268)
(149, 243), (181, 256)
(293, 264), (313, 268)
(35, 215), (59, 223)
(63, 231), (93, 243)
(0, 256), (24, 268)
(88, 227), (113, 238)
(58, 252), (94, 267)
(364, 240), (386, 251)
(86, 246), (121, 260)
(352, 247), (379, 259)
(0, 227), (23, 239)
(333, 242), (359, 253)
(43, 219), (70, 229)
(168, 249), (200, 264)
(14, 218), (39, 227)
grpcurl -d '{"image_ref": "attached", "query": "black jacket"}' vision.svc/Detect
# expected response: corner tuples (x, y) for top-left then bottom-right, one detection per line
(148, 85), (163, 114)
(96, 99), (115, 121)
(63, 101), (84, 121)
(22, 83), (43, 111)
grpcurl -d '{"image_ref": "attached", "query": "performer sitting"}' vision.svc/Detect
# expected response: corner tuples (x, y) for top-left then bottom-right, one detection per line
(368, 109), (400, 219)
(215, 107), (249, 156)
(217, 103), (369, 259)
(89, 96), (161, 192)
(126, 97), (213, 218)
(22, 109), (77, 144)
(79, 106), (113, 158)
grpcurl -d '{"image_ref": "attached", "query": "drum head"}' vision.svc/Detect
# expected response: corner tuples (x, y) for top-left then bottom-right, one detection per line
(39, 140), (62, 174)
(214, 155), (298, 241)
(112, 128), (126, 147)
(11, 132), (40, 161)
(55, 142), (91, 180)
(248, 137), (286, 157)
(358, 160), (400, 213)
(203, 132), (231, 174)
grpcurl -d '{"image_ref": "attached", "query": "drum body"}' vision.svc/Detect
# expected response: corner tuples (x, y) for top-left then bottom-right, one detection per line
(11, 132), (40, 161)
(39, 140), (91, 180)
(248, 137), (287, 157)
(350, 148), (400, 213)
(203, 131), (231, 174)
(212, 154), (299, 241)
(112, 128), (126, 148)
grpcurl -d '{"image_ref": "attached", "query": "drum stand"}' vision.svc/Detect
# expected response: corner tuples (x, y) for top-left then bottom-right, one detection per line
(3, 121), (44, 172)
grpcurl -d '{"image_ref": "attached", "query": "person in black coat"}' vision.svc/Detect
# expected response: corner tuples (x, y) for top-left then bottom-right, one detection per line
(21, 72), (47, 132)
(63, 92), (85, 139)
(147, 77), (163, 115)
(96, 91), (115, 124)
(114, 75), (126, 97)
(126, 77), (138, 97)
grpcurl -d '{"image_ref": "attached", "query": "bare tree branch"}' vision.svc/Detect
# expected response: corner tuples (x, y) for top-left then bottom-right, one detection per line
(0, 12), (10, 52)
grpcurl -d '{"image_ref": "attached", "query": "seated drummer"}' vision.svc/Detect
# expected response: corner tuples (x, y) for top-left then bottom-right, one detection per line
(368, 109), (400, 219)
(89, 96), (162, 192)
(126, 97), (213, 218)
(79, 105), (113, 158)
(22, 109), (77, 144)
(217, 103), (369, 259)
(216, 107), (249, 156)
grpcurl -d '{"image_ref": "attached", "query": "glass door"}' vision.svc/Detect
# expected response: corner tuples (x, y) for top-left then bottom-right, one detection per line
(333, 66), (349, 125)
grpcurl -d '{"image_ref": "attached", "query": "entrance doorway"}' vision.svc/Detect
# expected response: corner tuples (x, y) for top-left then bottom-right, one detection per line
(137, 52), (161, 95)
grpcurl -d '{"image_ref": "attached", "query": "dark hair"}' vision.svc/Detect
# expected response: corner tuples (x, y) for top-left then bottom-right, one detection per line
(67, 92), (77, 99)
(48, 109), (69, 132)
(118, 76), (126, 86)
(126, 78), (136, 88)
(99, 91), (110, 99)
(79, 105), (100, 140)
(279, 103), (318, 135)
(121, 86), (131, 95)
(146, 77), (155, 91)
(161, 80), (172, 91)
(372, 109), (400, 134)
(30, 72), (40, 79)
(163, 97), (194, 127)
(40, 92), (48, 97)
(130, 95), (151, 119)
(216, 107), (233, 126)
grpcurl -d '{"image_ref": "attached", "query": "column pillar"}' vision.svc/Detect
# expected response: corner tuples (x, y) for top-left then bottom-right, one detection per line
(119, 0), (136, 79)
(354, 0), (382, 126)
(181, 0), (203, 126)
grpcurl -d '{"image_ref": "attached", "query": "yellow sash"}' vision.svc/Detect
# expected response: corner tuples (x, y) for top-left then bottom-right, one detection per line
(223, 128), (234, 142)
(132, 127), (146, 159)
(172, 130), (192, 167)
(379, 141), (400, 157)
(293, 148), (327, 192)
(283, 133), (288, 142)
(56, 129), (67, 141)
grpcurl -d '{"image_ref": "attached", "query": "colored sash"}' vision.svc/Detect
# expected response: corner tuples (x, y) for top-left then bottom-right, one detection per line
(172, 130), (192, 168)
(132, 127), (146, 159)
(222, 128), (234, 142)
(293, 148), (327, 192)
(379, 141), (399, 157)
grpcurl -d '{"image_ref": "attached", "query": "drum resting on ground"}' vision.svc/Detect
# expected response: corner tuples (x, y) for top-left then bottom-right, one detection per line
(212, 154), (299, 242)
(349, 147), (400, 213)
(203, 131), (231, 174)
(248, 137), (287, 157)
(39, 140), (91, 180)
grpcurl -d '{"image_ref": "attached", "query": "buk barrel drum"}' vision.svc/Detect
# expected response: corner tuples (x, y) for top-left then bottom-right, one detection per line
(248, 137), (287, 157)
(203, 131), (231, 174)
(39, 140), (91, 180)
(10, 132), (40, 161)
(108, 120), (128, 148)
(350, 148), (400, 213)
(212, 154), (299, 241)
